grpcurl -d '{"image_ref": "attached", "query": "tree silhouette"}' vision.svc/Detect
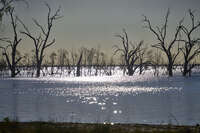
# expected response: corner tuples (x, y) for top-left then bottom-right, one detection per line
(20, 2), (62, 77)
(0, 7), (22, 77)
(114, 29), (143, 76)
(179, 9), (200, 76)
(143, 9), (182, 76)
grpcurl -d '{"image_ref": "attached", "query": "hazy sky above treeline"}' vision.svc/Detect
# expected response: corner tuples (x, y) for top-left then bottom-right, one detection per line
(1, 0), (200, 55)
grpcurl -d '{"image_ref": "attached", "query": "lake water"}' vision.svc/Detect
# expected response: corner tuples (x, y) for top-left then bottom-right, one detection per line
(0, 75), (200, 125)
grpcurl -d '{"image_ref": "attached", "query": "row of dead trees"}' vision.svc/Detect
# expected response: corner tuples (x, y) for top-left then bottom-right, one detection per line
(114, 9), (200, 77)
(0, 0), (61, 77)
(0, 0), (200, 77)
(0, 46), (117, 77)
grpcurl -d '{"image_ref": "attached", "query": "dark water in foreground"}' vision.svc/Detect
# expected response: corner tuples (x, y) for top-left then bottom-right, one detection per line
(0, 76), (200, 125)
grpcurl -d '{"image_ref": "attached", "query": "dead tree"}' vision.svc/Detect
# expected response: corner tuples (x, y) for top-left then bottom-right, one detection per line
(179, 9), (200, 76)
(0, 8), (22, 77)
(57, 48), (68, 75)
(108, 56), (115, 76)
(148, 49), (164, 76)
(143, 9), (182, 76)
(114, 29), (143, 76)
(57, 48), (67, 67)
(94, 47), (101, 76)
(49, 51), (57, 75)
(20, 3), (61, 77)
(70, 49), (78, 76)
(138, 46), (150, 75)
(76, 51), (83, 77)
(87, 48), (95, 76)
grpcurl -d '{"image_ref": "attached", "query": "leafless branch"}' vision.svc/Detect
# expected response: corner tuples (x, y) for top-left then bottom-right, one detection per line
(33, 18), (47, 36)
(45, 38), (55, 48)
(0, 37), (12, 45)
(17, 16), (30, 34)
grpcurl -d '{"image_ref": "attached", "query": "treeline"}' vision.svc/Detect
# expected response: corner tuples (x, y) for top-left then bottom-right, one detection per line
(0, 47), (118, 77)
(0, 1), (200, 78)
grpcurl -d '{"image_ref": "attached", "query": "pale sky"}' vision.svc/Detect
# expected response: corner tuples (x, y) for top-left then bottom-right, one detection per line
(1, 0), (200, 55)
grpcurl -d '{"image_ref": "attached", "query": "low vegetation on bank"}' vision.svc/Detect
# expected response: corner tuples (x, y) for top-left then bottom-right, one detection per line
(0, 118), (199, 133)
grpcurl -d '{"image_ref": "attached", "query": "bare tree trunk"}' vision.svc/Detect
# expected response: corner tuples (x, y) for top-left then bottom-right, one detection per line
(127, 66), (134, 76)
(182, 60), (188, 76)
(139, 64), (143, 75)
(76, 52), (83, 77)
(11, 67), (15, 77)
(36, 61), (42, 77)
(167, 63), (173, 77)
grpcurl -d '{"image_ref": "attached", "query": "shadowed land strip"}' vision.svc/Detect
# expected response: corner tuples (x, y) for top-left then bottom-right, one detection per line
(0, 122), (199, 133)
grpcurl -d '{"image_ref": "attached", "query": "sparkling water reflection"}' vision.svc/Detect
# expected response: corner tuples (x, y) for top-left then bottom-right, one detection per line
(0, 75), (200, 125)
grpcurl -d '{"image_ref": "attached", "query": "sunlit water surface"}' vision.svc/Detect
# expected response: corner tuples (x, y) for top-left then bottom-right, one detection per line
(0, 75), (200, 125)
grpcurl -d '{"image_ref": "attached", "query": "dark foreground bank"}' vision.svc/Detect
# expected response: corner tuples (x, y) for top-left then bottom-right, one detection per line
(0, 121), (200, 133)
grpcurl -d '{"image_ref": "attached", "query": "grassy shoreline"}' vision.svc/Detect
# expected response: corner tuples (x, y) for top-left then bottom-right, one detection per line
(0, 121), (199, 133)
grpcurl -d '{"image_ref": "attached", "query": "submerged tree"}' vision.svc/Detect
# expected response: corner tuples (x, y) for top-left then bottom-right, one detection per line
(147, 49), (165, 76)
(49, 51), (57, 75)
(57, 48), (68, 66)
(0, 7), (22, 77)
(20, 2), (62, 77)
(113, 29), (143, 76)
(179, 9), (200, 76)
(143, 9), (182, 76)
(86, 48), (96, 75)
(137, 46), (150, 75)
(76, 50), (83, 77)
